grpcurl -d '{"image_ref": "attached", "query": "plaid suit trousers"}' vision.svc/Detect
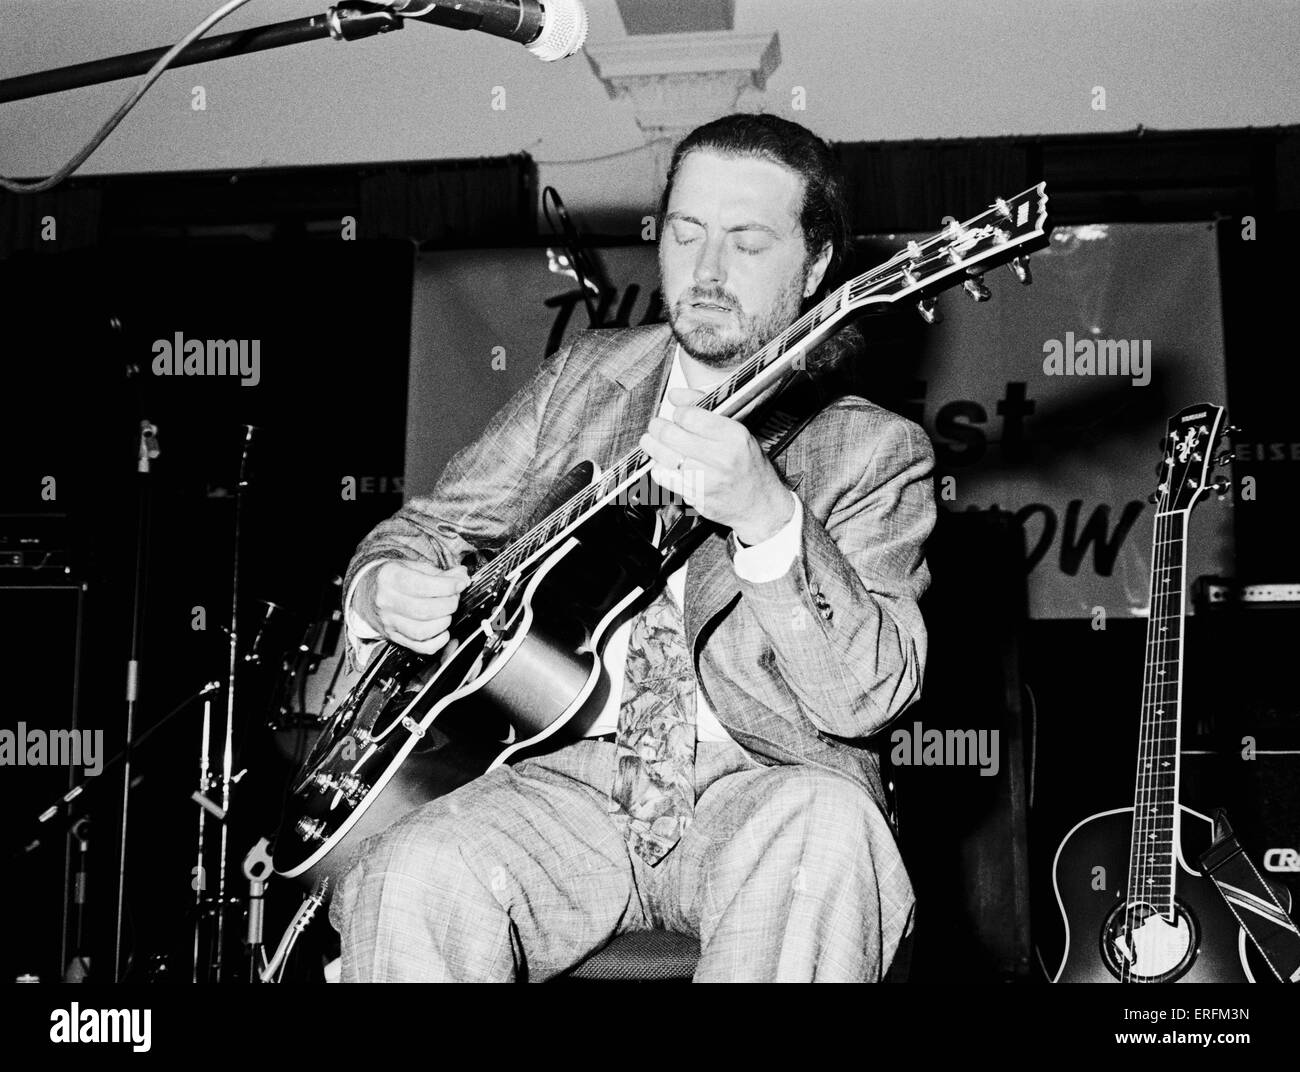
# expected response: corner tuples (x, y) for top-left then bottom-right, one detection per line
(328, 737), (914, 981)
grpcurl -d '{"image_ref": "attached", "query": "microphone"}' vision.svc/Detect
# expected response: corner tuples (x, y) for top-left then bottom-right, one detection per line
(394, 0), (589, 62)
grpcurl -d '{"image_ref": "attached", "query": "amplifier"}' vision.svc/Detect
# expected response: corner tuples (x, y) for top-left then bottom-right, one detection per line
(1181, 747), (1300, 902)
(0, 513), (73, 571)
(0, 579), (87, 983)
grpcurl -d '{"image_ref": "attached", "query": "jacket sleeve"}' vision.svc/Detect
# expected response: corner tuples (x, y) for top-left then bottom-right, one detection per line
(340, 343), (573, 655)
(731, 406), (935, 739)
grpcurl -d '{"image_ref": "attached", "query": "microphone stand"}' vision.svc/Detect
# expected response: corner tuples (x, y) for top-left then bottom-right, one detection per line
(115, 417), (159, 983)
(0, 1), (546, 105)
(65, 818), (92, 982)
(542, 186), (612, 327)
(14, 679), (221, 981)
(211, 424), (257, 984)
(0, 4), (408, 104)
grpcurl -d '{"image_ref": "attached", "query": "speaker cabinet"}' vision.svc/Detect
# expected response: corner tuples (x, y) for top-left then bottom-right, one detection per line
(0, 577), (86, 982)
(896, 510), (1032, 981)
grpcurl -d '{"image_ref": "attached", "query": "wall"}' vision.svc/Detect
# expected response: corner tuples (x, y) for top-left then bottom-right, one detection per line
(2, 0), (1299, 230)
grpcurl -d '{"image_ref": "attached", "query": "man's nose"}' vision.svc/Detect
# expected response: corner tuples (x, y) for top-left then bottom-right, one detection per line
(692, 236), (728, 288)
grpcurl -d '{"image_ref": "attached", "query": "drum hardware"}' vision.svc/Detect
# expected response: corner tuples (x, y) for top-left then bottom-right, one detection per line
(209, 424), (257, 986)
(259, 877), (330, 984)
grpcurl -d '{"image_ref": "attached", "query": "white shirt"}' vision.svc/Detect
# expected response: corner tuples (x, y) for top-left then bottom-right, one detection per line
(346, 345), (803, 744)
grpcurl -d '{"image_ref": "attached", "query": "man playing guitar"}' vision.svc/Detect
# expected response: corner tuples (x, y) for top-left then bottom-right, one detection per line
(328, 113), (935, 982)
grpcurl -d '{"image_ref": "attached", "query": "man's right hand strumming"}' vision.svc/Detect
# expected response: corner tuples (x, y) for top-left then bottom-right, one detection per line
(355, 560), (471, 655)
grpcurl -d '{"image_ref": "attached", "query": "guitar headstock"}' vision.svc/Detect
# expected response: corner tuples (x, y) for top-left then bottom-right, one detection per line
(843, 182), (1050, 322)
(1151, 403), (1232, 514)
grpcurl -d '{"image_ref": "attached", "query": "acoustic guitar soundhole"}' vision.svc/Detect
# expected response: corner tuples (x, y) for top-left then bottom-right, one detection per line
(1100, 899), (1199, 982)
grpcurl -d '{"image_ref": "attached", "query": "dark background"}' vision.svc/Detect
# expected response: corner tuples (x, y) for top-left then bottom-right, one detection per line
(1, 126), (1297, 982)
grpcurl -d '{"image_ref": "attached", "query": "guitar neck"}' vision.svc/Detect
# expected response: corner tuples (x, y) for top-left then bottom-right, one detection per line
(452, 183), (1050, 622)
(455, 286), (860, 618)
(1126, 508), (1189, 918)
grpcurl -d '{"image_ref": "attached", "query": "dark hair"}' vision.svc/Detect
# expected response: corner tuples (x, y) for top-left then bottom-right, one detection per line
(656, 113), (851, 293)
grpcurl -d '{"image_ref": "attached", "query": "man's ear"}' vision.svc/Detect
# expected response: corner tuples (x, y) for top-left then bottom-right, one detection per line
(803, 241), (833, 298)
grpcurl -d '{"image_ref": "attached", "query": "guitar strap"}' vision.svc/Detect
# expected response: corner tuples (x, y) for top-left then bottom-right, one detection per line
(1198, 809), (1300, 983)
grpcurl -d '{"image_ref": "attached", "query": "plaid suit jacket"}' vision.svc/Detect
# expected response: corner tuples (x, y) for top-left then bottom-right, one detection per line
(344, 323), (935, 815)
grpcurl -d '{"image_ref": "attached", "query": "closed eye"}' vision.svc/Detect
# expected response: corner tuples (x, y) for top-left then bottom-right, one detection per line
(671, 222), (703, 245)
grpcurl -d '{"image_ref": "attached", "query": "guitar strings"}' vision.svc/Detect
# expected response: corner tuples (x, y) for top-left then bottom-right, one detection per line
(454, 198), (1033, 621)
(1126, 462), (1166, 981)
(1126, 459), (1185, 981)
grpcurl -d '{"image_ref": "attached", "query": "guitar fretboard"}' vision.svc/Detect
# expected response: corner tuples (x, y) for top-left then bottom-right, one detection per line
(447, 185), (1048, 624)
(1126, 510), (1187, 919)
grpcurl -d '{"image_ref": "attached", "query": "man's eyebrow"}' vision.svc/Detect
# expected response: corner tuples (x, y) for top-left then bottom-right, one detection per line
(664, 211), (783, 238)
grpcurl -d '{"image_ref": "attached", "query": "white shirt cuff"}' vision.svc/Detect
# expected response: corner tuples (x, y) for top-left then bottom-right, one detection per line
(731, 491), (802, 582)
(344, 561), (385, 666)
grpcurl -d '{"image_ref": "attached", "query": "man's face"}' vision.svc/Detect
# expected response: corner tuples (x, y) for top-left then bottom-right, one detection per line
(659, 150), (829, 369)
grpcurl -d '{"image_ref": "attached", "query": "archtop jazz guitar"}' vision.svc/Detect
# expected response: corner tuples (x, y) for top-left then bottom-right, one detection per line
(274, 184), (1051, 888)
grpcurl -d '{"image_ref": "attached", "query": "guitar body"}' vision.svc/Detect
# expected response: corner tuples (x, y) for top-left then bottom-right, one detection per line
(1052, 804), (1284, 982)
(273, 469), (672, 888)
(270, 183), (1053, 890)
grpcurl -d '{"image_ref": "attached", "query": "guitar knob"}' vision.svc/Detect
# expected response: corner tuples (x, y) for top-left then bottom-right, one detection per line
(963, 277), (992, 302)
(916, 297), (941, 324)
(295, 817), (328, 845)
(1008, 255), (1032, 285)
(337, 773), (370, 804)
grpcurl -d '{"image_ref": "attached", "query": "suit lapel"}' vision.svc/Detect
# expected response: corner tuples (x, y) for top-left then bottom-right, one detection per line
(597, 330), (675, 465)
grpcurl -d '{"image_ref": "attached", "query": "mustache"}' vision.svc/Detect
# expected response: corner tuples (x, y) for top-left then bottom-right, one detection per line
(680, 286), (741, 312)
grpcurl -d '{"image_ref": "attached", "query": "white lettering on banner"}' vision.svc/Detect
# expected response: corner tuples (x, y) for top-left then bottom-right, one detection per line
(408, 224), (1228, 618)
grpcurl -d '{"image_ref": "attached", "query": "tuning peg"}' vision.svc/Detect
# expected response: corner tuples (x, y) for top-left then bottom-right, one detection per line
(1216, 451), (1236, 466)
(1211, 479), (1232, 497)
(963, 276), (992, 302)
(1223, 424), (1241, 438)
(916, 297), (941, 324)
(1008, 255), (1032, 285)
(1147, 492), (1161, 505)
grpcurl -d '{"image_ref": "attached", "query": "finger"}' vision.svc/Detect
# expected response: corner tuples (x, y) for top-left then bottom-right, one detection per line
(665, 386), (706, 406)
(647, 416), (714, 461)
(388, 629), (450, 656)
(400, 558), (470, 578)
(654, 457), (721, 507)
(383, 612), (452, 644)
(386, 564), (470, 598)
(649, 466), (686, 500)
(671, 403), (741, 439)
(377, 589), (461, 621)
(640, 431), (686, 472)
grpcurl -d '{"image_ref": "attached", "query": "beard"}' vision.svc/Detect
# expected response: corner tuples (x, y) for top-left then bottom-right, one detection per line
(664, 271), (806, 370)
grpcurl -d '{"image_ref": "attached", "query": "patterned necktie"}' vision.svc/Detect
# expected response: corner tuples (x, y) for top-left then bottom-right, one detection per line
(609, 584), (696, 865)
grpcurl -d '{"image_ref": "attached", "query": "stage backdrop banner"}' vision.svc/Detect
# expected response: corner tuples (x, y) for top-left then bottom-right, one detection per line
(406, 223), (1230, 619)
